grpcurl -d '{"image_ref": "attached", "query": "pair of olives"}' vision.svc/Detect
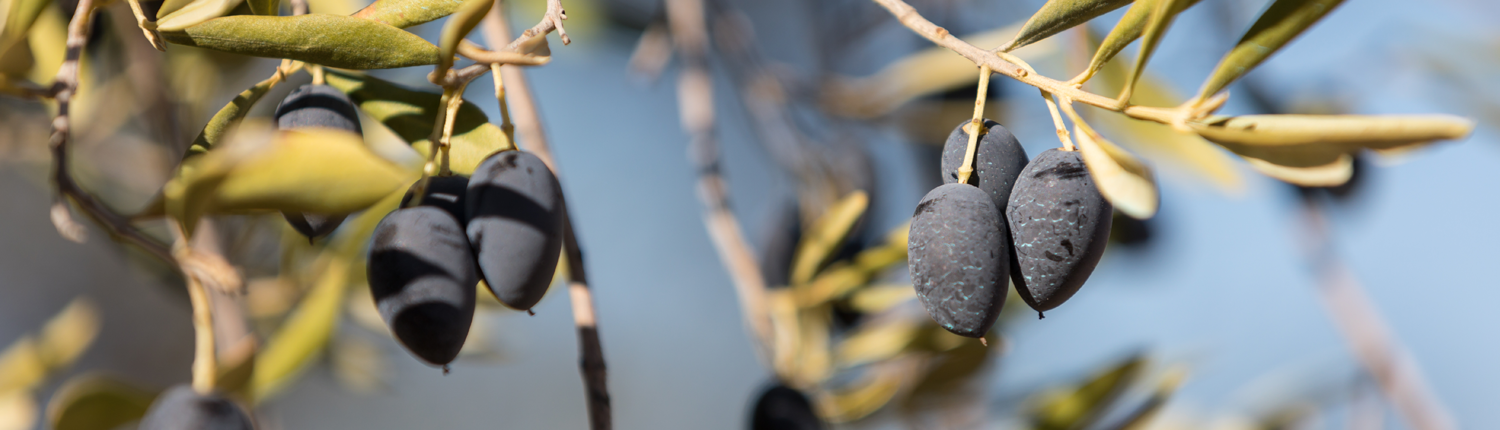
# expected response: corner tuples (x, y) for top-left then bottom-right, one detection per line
(909, 119), (1112, 338)
(273, 85), (565, 367)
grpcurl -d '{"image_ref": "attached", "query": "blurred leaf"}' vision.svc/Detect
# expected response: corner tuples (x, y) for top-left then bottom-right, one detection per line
(188, 71), (282, 155)
(1072, 124), (1158, 219)
(1119, 0), (1191, 103)
(1030, 354), (1146, 430)
(1195, 0), (1346, 102)
(1003, 0), (1132, 52)
(45, 374), (156, 430)
(791, 310), (832, 386)
(3, 0), (53, 38)
(247, 0), (278, 15)
(819, 362), (908, 423)
(166, 126), (412, 235)
(324, 70), (510, 175)
(0, 338), (44, 396)
(825, 24), (1054, 119)
(835, 318), (920, 369)
(1189, 114), (1472, 186)
(796, 223), (908, 307)
(253, 189), (403, 401)
(437, 0), (490, 71)
(22, 2), (62, 84)
(1240, 153), (1352, 186)
(0, 37), (34, 78)
(351, 0), (464, 29)
(0, 391), (36, 430)
(157, 0), (247, 31)
(1099, 367), (1187, 430)
(0, 298), (101, 394)
(331, 335), (387, 393)
(904, 332), (994, 409)
(790, 191), (867, 286)
(160, 14), (441, 69)
(1078, 0), (1204, 84)
(847, 285), (915, 313)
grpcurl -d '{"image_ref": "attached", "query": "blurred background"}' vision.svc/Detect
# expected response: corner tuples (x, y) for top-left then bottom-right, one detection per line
(1, 0), (1498, 428)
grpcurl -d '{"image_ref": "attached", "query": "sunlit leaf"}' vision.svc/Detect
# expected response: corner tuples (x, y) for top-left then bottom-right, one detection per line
(1240, 152), (1352, 186)
(45, 374), (156, 430)
(847, 284), (915, 313)
(1098, 367), (1187, 430)
(1119, 0), (1191, 103)
(904, 332), (994, 408)
(1195, 0), (1346, 102)
(1077, 0), (1203, 83)
(1189, 114), (1472, 186)
(0, 338), (44, 395)
(35, 298), (100, 371)
(324, 70), (511, 175)
(437, 0), (490, 71)
(818, 362), (907, 423)
(252, 189), (403, 401)
(1029, 354), (1146, 430)
(160, 14), (441, 69)
(2, 0), (50, 37)
(157, 0), (247, 31)
(22, 2), (63, 84)
(0, 391), (36, 430)
(789, 191), (867, 286)
(835, 318), (920, 369)
(1073, 125), (1158, 219)
(796, 223), (908, 307)
(351, 0), (465, 29)
(1003, 0), (1132, 52)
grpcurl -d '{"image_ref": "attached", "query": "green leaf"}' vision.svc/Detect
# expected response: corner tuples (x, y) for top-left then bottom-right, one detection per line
(1189, 114), (1473, 178)
(157, 0), (247, 31)
(45, 374), (156, 430)
(789, 191), (868, 286)
(351, 0), (465, 29)
(1029, 354), (1147, 430)
(0, 298), (101, 394)
(834, 318), (921, 369)
(823, 25), (1038, 119)
(437, 0), (491, 71)
(1072, 124), (1158, 219)
(4, 0), (54, 37)
(324, 70), (511, 175)
(1077, 0), (1203, 83)
(1194, 0), (1346, 102)
(1002, 0), (1132, 52)
(1118, 0), (1191, 104)
(160, 14), (441, 69)
(247, 0), (279, 16)
(188, 73), (282, 154)
(252, 188), (403, 401)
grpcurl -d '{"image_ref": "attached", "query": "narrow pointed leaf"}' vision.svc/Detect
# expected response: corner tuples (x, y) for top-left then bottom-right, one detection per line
(1190, 114), (1473, 148)
(351, 0), (465, 29)
(1195, 0), (1346, 101)
(1080, 0), (1203, 82)
(324, 70), (510, 175)
(3, 0), (51, 38)
(437, 0), (490, 71)
(205, 129), (412, 213)
(156, 0), (247, 32)
(45, 374), (157, 430)
(835, 318), (921, 369)
(160, 14), (441, 69)
(1004, 0), (1132, 52)
(1030, 355), (1147, 430)
(1241, 152), (1352, 186)
(789, 191), (868, 286)
(1074, 126), (1158, 219)
(823, 25), (1044, 118)
(188, 73), (282, 154)
(1119, 0), (1190, 103)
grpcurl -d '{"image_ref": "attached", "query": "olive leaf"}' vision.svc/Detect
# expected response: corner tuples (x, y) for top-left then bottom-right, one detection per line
(160, 14), (441, 69)
(1097, 367), (1186, 430)
(834, 317), (921, 369)
(819, 363), (907, 423)
(1002, 0), (1132, 52)
(1077, 0), (1203, 83)
(187, 72), (281, 154)
(822, 25), (1040, 119)
(45, 374), (157, 430)
(156, 0), (247, 32)
(0, 391), (36, 430)
(1118, 0), (1192, 104)
(0, 298), (100, 395)
(351, 0), (465, 29)
(1029, 354), (1146, 430)
(437, 0), (491, 72)
(789, 191), (868, 286)
(2, 0), (49, 36)
(1194, 0), (1346, 102)
(252, 188), (402, 401)
(1189, 114), (1473, 186)
(247, 0), (278, 16)
(1072, 124), (1158, 219)
(846, 284), (915, 313)
(324, 70), (510, 175)
(795, 221), (907, 307)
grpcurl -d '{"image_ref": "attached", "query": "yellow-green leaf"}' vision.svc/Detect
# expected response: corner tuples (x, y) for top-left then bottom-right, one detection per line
(0, 338), (45, 395)
(1194, 0), (1346, 102)
(45, 374), (156, 430)
(160, 14), (441, 69)
(818, 362), (906, 423)
(437, 0), (490, 71)
(1029, 354), (1146, 430)
(0, 298), (100, 395)
(1191, 114), (1473, 148)
(1073, 125), (1158, 219)
(351, 0), (465, 29)
(847, 284), (915, 313)
(1077, 0), (1203, 83)
(1002, 0), (1132, 52)
(1239, 152), (1352, 186)
(4, 0), (53, 37)
(324, 70), (510, 175)
(789, 191), (868, 286)
(188, 73), (282, 154)
(248, 0), (278, 16)
(253, 189), (402, 401)
(1118, 0), (1191, 103)
(834, 317), (920, 369)
(0, 391), (36, 430)
(157, 0), (246, 31)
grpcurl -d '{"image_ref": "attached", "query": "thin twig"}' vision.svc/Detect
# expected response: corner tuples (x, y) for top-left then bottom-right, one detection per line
(1298, 202), (1454, 430)
(482, 4), (609, 430)
(665, 0), (775, 359)
(869, 0), (1182, 124)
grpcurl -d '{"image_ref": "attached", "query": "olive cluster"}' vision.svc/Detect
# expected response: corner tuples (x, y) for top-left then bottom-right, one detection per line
(909, 119), (1112, 338)
(274, 85), (565, 368)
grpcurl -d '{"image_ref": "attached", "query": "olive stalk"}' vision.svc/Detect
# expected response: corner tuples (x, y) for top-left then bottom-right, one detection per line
(955, 65), (991, 185)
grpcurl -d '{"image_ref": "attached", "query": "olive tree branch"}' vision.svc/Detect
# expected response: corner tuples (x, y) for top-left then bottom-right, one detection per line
(868, 0), (1183, 125)
(481, 3), (609, 430)
(665, 0), (776, 360)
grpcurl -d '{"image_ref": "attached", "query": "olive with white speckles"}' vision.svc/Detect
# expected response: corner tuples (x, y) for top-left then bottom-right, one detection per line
(1006, 148), (1111, 315)
(908, 183), (1009, 338)
(940, 119), (1029, 210)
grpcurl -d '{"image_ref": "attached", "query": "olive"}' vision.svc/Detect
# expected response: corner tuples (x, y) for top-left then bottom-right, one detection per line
(940, 118), (1030, 211)
(367, 177), (477, 366)
(274, 84), (364, 240)
(908, 183), (1009, 338)
(465, 150), (564, 311)
(750, 384), (823, 430)
(1006, 149), (1111, 315)
(137, 385), (254, 430)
